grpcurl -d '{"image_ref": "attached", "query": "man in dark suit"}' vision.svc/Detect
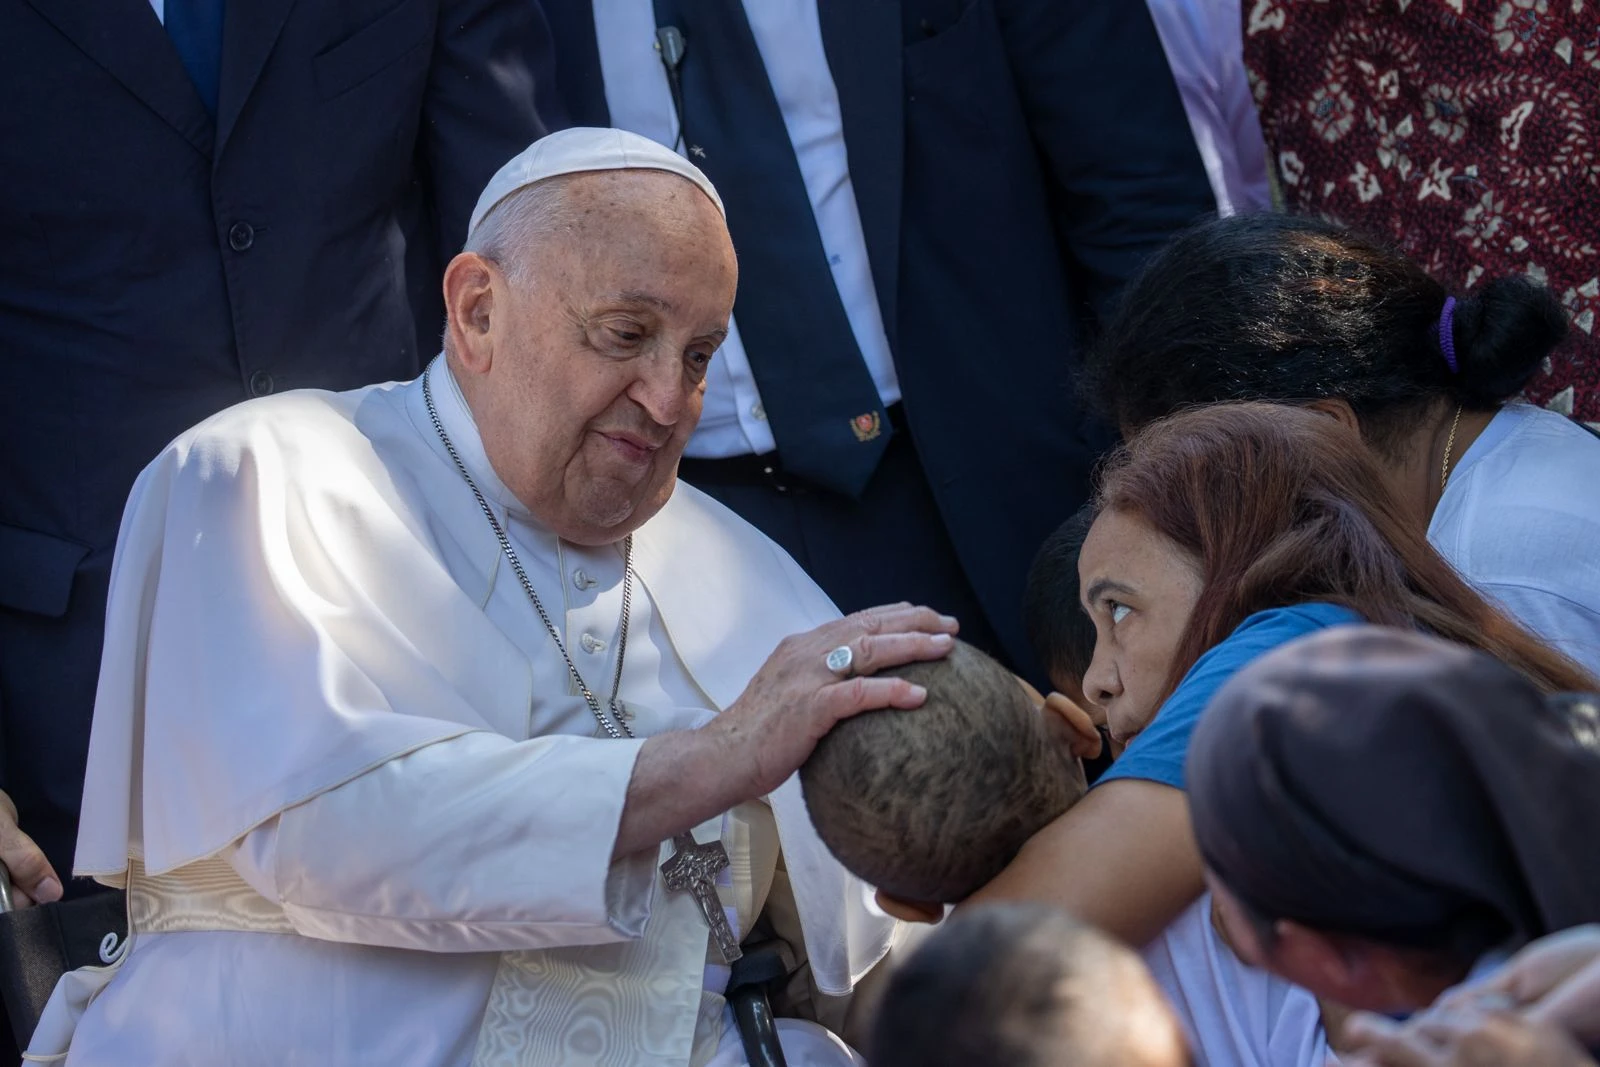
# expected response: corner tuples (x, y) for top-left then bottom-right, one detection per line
(542, 0), (1215, 682)
(0, 0), (557, 905)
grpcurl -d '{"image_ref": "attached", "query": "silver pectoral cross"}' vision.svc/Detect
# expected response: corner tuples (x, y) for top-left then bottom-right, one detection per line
(660, 833), (743, 963)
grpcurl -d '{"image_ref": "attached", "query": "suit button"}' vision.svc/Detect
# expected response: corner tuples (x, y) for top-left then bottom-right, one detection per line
(249, 371), (275, 397)
(228, 222), (255, 251)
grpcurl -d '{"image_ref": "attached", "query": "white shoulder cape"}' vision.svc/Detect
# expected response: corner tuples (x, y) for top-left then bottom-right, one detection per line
(73, 374), (893, 995)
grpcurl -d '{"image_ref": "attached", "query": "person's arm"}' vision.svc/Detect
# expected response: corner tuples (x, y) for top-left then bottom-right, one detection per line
(613, 606), (953, 858)
(972, 607), (1353, 944)
(419, 0), (564, 257)
(228, 729), (656, 953)
(967, 777), (1202, 946)
(994, 0), (1217, 319)
(228, 606), (955, 954)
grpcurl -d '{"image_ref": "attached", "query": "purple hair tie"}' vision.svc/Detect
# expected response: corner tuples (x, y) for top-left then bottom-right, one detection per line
(1438, 296), (1459, 374)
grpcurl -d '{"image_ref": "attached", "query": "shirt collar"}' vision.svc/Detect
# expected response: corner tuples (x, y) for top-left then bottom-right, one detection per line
(425, 354), (538, 524)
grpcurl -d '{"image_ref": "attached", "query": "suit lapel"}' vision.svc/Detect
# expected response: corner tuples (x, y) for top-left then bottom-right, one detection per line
(817, 0), (903, 351)
(23, 0), (214, 157)
(542, 0), (611, 127)
(215, 0), (298, 158)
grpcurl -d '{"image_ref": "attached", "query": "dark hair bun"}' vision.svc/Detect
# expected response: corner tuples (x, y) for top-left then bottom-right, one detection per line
(1450, 276), (1567, 405)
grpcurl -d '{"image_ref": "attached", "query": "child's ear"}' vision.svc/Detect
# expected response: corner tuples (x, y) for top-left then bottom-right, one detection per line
(1015, 675), (1046, 707)
(1043, 691), (1103, 760)
(874, 890), (946, 925)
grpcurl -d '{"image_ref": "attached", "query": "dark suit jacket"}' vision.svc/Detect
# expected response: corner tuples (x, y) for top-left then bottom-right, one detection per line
(543, 0), (1215, 676)
(0, 0), (556, 883)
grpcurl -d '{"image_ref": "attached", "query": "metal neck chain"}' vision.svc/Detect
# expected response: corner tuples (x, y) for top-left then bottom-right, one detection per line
(423, 369), (636, 740)
(1441, 403), (1465, 492)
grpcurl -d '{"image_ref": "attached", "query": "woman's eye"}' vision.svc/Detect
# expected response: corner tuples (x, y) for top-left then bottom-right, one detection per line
(1110, 602), (1132, 625)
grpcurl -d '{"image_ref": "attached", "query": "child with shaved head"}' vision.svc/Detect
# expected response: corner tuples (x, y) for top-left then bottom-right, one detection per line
(800, 634), (1332, 1066)
(868, 903), (1190, 1067)
(799, 639), (1091, 921)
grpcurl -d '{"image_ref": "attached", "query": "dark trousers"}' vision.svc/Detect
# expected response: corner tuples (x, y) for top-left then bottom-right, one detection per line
(678, 421), (1008, 671)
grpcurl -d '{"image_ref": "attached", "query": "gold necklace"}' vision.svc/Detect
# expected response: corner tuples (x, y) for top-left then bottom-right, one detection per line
(1440, 403), (1464, 491)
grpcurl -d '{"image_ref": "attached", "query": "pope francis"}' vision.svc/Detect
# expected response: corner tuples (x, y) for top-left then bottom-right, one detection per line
(27, 129), (957, 1066)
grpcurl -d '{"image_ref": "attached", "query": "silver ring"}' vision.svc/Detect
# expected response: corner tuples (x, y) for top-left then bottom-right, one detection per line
(825, 645), (855, 677)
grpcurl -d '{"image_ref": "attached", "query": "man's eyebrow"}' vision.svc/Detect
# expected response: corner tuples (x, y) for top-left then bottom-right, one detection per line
(609, 289), (675, 312)
(1082, 578), (1135, 610)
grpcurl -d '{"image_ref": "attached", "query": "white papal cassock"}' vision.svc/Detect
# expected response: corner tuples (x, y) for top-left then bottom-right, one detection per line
(28, 359), (895, 1066)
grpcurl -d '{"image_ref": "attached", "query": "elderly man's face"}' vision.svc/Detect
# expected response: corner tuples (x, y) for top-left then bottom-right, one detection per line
(453, 171), (736, 545)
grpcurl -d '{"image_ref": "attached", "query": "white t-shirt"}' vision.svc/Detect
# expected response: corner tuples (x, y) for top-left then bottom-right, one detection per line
(1144, 898), (1335, 1067)
(1429, 403), (1600, 677)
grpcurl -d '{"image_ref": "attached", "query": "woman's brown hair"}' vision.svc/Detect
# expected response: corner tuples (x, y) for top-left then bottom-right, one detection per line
(1097, 402), (1596, 699)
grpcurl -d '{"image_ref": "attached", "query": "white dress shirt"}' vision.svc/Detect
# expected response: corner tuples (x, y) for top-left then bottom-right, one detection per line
(1429, 402), (1600, 676)
(1144, 897), (1333, 1066)
(1146, 0), (1272, 216)
(594, 0), (900, 459)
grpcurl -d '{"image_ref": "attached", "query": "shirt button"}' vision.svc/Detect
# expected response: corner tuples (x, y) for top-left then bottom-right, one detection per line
(751, 402), (767, 421)
(579, 633), (606, 655)
(228, 222), (255, 252)
(249, 371), (275, 397)
(573, 568), (597, 591)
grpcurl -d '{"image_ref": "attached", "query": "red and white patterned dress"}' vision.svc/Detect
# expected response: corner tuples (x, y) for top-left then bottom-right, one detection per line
(1245, 0), (1600, 423)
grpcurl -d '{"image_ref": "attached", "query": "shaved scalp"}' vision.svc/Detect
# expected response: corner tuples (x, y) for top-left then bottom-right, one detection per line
(800, 640), (1082, 903)
(870, 904), (1190, 1067)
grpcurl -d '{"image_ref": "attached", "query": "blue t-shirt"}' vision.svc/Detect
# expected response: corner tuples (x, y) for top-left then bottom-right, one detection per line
(1095, 602), (1363, 792)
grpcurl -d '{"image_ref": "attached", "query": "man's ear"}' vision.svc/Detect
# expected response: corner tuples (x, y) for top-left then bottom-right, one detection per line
(1304, 398), (1362, 435)
(874, 890), (945, 925)
(442, 252), (501, 376)
(1043, 691), (1103, 761)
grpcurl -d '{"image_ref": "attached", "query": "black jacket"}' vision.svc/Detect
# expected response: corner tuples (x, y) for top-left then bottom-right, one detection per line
(543, 0), (1216, 674)
(0, 0), (557, 881)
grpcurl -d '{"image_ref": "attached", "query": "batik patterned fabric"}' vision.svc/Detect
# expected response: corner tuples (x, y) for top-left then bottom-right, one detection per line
(1245, 0), (1600, 424)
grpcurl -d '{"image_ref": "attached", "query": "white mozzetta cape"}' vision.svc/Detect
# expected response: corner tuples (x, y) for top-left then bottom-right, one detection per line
(48, 370), (893, 1065)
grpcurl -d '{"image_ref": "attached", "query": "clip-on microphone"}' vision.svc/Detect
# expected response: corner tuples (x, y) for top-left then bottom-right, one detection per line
(655, 25), (688, 152)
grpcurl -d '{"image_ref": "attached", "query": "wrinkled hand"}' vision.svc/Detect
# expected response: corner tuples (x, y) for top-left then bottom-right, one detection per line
(0, 789), (63, 908)
(1345, 1006), (1596, 1067)
(706, 603), (958, 798)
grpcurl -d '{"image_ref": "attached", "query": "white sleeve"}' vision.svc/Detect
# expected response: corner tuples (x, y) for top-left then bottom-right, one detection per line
(224, 730), (660, 954)
(1476, 581), (1600, 679)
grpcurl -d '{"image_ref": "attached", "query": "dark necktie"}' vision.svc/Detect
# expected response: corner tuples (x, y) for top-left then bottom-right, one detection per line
(651, 0), (891, 499)
(164, 0), (225, 116)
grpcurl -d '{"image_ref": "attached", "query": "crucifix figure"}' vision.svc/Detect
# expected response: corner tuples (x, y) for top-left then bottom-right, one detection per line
(661, 833), (744, 963)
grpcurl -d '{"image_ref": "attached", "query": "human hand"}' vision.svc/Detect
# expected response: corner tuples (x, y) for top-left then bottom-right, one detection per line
(1344, 1006), (1595, 1067)
(708, 603), (958, 798)
(1427, 928), (1600, 1048)
(1463, 927), (1600, 1012)
(0, 788), (63, 908)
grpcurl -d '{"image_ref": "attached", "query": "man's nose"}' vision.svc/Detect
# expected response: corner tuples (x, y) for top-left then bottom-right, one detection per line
(628, 348), (692, 426)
